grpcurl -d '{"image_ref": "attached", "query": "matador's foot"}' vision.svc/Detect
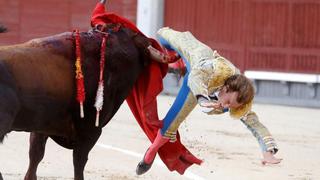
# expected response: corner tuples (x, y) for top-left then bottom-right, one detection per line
(136, 149), (155, 175)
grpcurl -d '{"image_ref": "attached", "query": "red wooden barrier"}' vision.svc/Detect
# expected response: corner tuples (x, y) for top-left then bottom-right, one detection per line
(0, 0), (137, 45)
(164, 0), (320, 74)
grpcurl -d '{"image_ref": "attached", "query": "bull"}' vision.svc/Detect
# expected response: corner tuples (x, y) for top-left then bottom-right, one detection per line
(0, 25), (168, 180)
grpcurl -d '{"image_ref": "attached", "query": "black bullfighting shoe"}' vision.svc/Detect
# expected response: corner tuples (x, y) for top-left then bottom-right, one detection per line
(136, 149), (155, 175)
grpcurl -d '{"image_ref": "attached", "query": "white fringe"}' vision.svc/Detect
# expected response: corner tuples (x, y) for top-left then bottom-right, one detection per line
(95, 111), (100, 127)
(80, 103), (84, 118)
(94, 82), (104, 127)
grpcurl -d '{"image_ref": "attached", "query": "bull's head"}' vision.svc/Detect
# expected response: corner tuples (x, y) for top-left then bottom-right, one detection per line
(95, 24), (183, 75)
(0, 24), (7, 33)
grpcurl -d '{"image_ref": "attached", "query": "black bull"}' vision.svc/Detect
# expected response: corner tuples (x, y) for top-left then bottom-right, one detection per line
(0, 27), (153, 180)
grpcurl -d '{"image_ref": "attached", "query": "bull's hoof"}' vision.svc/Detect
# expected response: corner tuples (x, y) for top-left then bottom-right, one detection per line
(136, 149), (155, 175)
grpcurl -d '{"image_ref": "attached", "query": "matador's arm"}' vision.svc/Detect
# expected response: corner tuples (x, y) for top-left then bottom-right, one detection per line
(240, 111), (278, 154)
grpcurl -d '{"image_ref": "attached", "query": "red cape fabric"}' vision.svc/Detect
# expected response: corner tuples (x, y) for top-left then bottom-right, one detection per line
(91, 3), (202, 174)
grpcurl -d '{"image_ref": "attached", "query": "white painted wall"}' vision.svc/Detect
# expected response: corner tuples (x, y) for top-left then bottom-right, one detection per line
(136, 0), (164, 38)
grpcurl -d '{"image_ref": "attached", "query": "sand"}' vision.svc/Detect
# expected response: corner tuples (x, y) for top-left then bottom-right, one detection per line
(0, 95), (319, 180)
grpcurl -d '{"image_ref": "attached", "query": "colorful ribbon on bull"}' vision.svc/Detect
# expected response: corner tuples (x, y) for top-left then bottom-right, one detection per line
(73, 29), (108, 127)
(94, 34), (108, 127)
(74, 29), (86, 118)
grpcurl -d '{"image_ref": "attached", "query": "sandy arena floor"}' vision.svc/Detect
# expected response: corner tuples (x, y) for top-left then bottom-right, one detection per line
(0, 95), (320, 180)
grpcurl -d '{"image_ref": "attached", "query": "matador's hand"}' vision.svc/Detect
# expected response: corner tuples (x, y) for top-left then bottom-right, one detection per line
(262, 151), (282, 165)
(197, 96), (222, 109)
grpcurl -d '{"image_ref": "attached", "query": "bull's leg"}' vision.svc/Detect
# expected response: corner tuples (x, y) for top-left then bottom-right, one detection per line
(0, 86), (19, 142)
(24, 133), (48, 180)
(0, 61), (19, 142)
(0, 112), (15, 142)
(73, 128), (102, 180)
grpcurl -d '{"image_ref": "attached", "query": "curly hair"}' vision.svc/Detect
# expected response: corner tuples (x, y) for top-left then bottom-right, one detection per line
(224, 74), (255, 105)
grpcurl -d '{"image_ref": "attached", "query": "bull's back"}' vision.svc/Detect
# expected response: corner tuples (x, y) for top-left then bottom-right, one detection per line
(0, 38), (76, 134)
(1, 45), (73, 99)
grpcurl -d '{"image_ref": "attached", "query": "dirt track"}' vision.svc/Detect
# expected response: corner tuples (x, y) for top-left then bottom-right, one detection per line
(1, 95), (320, 180)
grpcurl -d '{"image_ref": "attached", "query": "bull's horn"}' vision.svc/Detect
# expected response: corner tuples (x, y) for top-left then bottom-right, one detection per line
(148, 46), (180, 64)
(100, 0), (107, 4)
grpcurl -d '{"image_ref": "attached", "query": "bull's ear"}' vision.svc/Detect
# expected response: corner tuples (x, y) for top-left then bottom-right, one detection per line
(121, 27), (151, 49)
(132, 34), (151, 50)
(131, 34), (152, 66)
(129, 30), (151, 55)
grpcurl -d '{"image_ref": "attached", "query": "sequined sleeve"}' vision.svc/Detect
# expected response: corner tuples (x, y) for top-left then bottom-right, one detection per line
(240, 111), (278, 154)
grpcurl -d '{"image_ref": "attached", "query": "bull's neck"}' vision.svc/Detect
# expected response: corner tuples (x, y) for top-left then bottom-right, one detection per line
(26, 31), (104, 62)
(78, 31), (105, 57)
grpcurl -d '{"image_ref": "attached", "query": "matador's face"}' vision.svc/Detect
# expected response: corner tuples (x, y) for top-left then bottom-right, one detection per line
(218, 86), (242, 109)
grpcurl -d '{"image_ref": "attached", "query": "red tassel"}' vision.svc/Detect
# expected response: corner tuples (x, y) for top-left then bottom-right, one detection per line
(94, 34), (108, 127)
(74, 30), (86, 118)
